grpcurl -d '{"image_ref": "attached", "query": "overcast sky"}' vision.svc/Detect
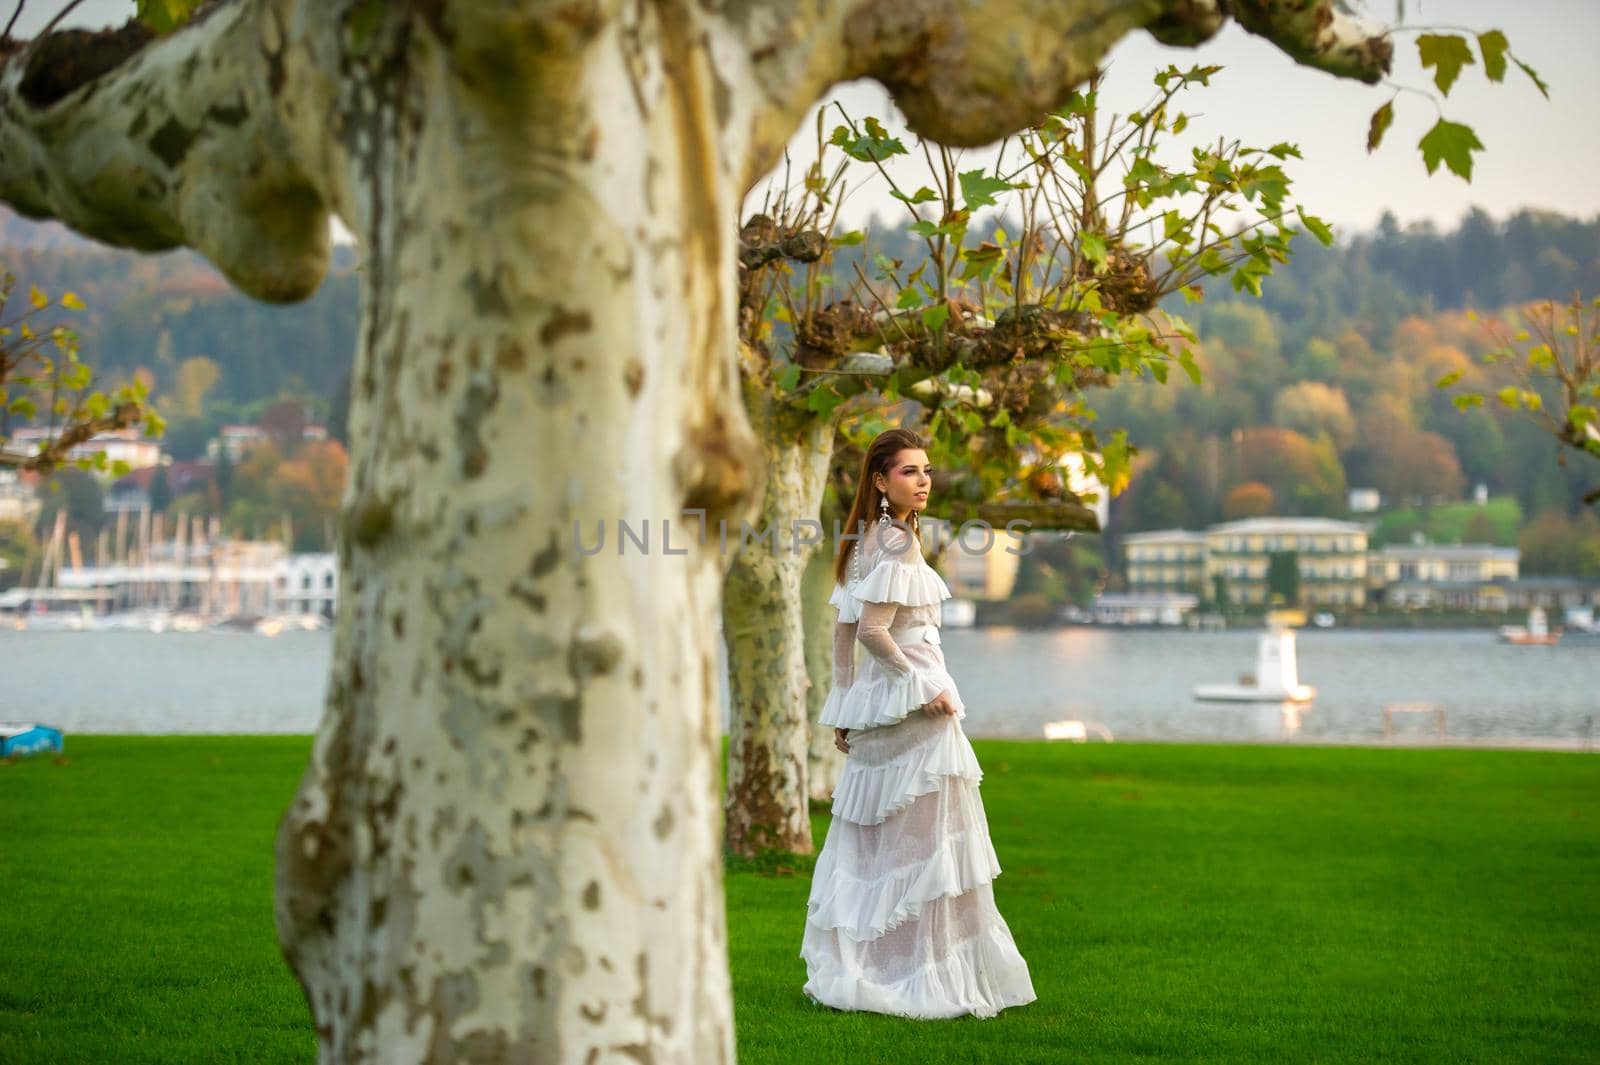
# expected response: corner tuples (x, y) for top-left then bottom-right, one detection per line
(10, 1), (1597, 242)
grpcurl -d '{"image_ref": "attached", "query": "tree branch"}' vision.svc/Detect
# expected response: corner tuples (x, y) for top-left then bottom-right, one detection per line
(0, 1), (332, 302)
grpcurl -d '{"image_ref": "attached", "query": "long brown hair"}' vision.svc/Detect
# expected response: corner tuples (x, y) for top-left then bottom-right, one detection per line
(833, 428), (929, 586)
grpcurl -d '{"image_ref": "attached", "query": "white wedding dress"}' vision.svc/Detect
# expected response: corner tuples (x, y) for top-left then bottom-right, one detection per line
(800, 522), (1036, 1019)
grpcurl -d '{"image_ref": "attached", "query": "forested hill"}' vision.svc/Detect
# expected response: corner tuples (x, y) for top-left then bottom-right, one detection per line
(1170, 207), (1600, 353)
(1, 212), (360, 420)
(2, 206), (1596, 535)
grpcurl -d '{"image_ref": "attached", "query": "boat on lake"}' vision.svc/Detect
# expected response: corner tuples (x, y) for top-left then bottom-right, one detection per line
(1498, 607), (1561, 646)
(1194, 621), (1316, 703)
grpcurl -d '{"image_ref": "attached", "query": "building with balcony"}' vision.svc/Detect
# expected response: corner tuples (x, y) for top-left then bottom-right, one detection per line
(1123, 529), (1207, 594)
(1203, 517), (1368, 607)
(1367, 543), (1520, 609)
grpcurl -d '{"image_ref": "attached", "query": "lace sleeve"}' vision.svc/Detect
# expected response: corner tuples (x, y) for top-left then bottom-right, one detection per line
(832, 619), (859, 691)
(855, 599), (915, 678)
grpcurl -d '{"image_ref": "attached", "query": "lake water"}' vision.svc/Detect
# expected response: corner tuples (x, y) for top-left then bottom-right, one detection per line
(2, 627), (1594, 749)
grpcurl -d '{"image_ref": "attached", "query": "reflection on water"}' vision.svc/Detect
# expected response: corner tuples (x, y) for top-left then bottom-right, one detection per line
(3, 626), (1595, 746)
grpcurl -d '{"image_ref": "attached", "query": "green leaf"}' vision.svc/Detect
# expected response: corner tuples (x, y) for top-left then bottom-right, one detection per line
(958, 170), (1013, 209)
(831, 230), (865, 247)
(1366, 101), (1394, 153)
(1079, 232), (1108, 271)
(958, 242), (1005, 282)
(1452, 393), (1484, 411)
(1418, 118), (1485, 180)
(60, 291), (86, 311)
(1435, 369), (1463, 389)
(921, 304), (950, 333)
(1417, 33), (1475, 96)
(1496, 386), (1521, 408)
(806, 384), (843, 418)
(135, 0), (201, 34)
(895, 286), (924, 310)
(1295, 207), (1334, 246)
(1514, 57), (1550, 100)
(830, 118), (908, 163)
(1177, 349), (1202, 385)
(1476, 30), (1509, 81)
(889, 186), (940, 206)
(776, 365), (801, 391)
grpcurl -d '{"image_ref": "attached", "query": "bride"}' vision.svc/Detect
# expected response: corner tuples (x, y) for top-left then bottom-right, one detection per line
(800, 427), (1036, 1019)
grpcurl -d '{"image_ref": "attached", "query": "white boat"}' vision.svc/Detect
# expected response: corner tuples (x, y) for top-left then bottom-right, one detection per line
(1498, 607), (1561, 646)
(1194, 622), (1315, 703)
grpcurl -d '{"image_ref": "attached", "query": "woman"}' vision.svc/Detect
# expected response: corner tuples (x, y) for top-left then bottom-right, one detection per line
(800, 428), (1036, 1019)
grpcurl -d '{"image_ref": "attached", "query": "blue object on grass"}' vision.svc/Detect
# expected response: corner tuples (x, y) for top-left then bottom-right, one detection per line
(0, 723), (64, 757)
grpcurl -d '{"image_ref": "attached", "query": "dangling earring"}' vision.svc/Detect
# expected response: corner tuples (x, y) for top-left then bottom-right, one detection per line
(910, 509), (919, 534)
(878, 495), (890, 526)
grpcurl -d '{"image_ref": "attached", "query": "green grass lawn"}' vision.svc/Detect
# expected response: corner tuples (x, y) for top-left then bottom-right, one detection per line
(2, 736), (1596, 1063)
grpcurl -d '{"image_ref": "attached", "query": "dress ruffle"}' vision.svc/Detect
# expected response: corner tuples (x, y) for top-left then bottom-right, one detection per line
(827, 581), (863, 624)
(829, 719), (983, 826)
(802, 911), (1036, 1021)
(816, 662), (961, 732)
(849, 555), (952, 609)
(806, 822), (1000, 941)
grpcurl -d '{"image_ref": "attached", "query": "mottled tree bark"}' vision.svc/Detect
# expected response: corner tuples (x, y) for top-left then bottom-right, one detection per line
(0, 0), (1389, 1059)
(721, 382), (834, 855)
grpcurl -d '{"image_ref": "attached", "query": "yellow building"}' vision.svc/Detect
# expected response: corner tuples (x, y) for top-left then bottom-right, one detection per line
(1368, 544), (1519, 585)
(1123, 529), (1207, 593)
(939, 522), (1026, 601)
(1203, 517), (1368, 607)
(1368, 544), (1520, 609)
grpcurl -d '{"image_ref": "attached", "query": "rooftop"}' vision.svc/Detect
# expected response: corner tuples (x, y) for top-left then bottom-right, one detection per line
(1122, 529), (1207, 543)
(1376, 544), (1519, 560)
(1207, 517), (1369, 535)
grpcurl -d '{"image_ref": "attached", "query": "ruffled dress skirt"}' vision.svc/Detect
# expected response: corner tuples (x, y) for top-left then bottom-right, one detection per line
(801, 652), (1036, 1019)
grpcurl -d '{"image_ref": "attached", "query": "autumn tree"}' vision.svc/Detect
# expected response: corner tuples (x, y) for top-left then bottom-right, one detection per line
(1234, 426), (1347, 514)
(173, 354), (221, 418)
(1373, 427), (1466, 505)
(1273, 380), (1355, 449)
(1223, 480), (1275, 519)
(1440, 295), (1600, 504)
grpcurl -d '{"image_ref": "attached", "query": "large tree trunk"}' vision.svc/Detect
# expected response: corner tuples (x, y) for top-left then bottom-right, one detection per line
(268, 9), (761, 1060)
(721, 392), (833, 856)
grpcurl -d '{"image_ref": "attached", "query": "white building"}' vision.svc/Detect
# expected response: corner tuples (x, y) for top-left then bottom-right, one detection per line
(7, 426), (162, 480)
(0, 468), (40, 526)
(1347, 487), (1381, 513)
(272, 552), (338, 618)
(1091, 592), (1199, 626)
(45, 540), (337, 618)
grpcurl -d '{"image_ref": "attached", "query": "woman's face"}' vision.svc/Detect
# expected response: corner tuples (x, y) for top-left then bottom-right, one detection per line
(875, 448), (931, 518)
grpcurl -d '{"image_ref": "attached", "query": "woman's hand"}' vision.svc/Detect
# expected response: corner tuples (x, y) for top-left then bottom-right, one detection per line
(833, 727), (850, 754)
(919, 689), (959, 718)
